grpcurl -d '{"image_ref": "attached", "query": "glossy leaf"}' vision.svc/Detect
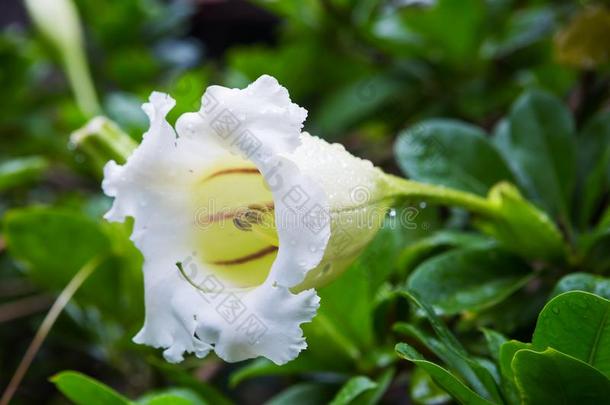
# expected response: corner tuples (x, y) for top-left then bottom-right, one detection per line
(397, 230), (493, 274)
(532, 291), (610, 377)
(408, 247), (532, 314)
(512, 348), (610, 404)
(395, 119), (513, 196)
(577, 111), (610, 227)
(493, 90), (576, 218)
(551, 273), (610, 300)
(395, 344), (495, 405)
(398, 292), (502, 402)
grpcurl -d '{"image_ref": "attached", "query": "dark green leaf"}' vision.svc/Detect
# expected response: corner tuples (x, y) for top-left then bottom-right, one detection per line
(400, 0), (486, 66)
(532, 291), (610, 377)
(264, 383), (334, 405)
(395, 119), (513, 196)
(409, 366), (451, 405)
(551, 273), (610, 300)
(229, 356), (325, 387)
(481, 329), (508, 363)
(493, 90), (576, 218)
(512, 348), (610, 404)
(398, 292), (502, 402)
(483, 7), (555, 58)
(408, 247), (532, 314)
(315, 74), (407, 137)
(395, 344), (495, 405)
(577, 111), (610, 227)
(397, 230), (493, 274)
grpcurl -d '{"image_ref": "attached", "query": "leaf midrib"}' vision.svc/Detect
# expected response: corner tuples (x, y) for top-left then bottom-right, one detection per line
(587, 303), (610, 368)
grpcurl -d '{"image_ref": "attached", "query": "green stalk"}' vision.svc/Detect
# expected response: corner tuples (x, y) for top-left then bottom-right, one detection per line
(383, 174), (499, 218)
(62, 44), (101, 117)
(71, 116), (137, 175)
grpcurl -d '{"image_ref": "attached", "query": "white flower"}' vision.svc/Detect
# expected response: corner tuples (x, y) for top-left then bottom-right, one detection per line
(102, 75), (391, 364)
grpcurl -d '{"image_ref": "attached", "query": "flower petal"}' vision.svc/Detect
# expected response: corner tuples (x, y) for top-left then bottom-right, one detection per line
(103, 76), (330, 365)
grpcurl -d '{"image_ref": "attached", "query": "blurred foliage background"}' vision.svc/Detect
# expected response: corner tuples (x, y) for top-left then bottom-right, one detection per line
(1, 0), (609, 404)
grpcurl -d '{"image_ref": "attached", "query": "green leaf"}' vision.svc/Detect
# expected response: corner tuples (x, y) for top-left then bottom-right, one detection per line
(395, 322), (486, 396)
(306, 210), (437, 364)
(483, 7), (555, 58)
(408, 247), (532, 314)
(498, 340), (531, 405)
(265, 383), (334, 405)
(395, 344), (495, 405)
(3, 207), (121, 309)
(0, 156), (48, 192)
(139, 396), (191, 405)
(229, 356), (324, 387)
(579, 213), (610, 273)
(551, 273), (610, 300)
(493, 90), (576, 219)
(395, 119), (514, 196)
(330, 376), (377, 405)
(481, 329), (508, 363)
(352, 368), (395, 405)
(512, 348), (610, 404)
(137, 388), (208, 405)
(532, 291), (610, 378)
(315, 74), (407, 137)
(409, 366), (451, 405)
(400, 0), (485, 66)
(468, 286), (549, 335)
(476, 182), (567, 262)
(577, 111), (610, 227)
(147, 357), (233, 405)
(398, 292), (502, 402)
(51, 371), (130, 405)
(397, 230), (493, 274)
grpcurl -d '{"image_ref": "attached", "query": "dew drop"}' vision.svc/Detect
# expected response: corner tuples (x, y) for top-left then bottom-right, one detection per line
(419, 202), (427, 209)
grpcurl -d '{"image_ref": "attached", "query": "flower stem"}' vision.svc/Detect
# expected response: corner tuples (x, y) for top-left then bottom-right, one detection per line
(383, 174), (499, 218)
(71, 116), (137, 175)
(0, 255), (105, 405)
(63, 46), (101, 117)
